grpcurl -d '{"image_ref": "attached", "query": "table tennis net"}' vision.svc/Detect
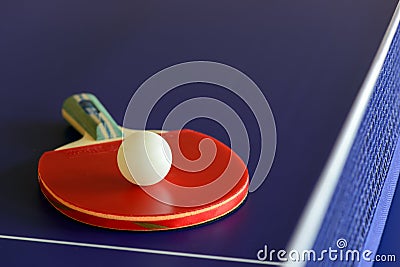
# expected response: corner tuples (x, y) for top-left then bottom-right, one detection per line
(309, 25), (400, 267)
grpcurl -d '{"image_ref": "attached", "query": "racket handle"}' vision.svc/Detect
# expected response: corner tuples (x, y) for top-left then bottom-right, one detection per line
(62, 93), (122, 140)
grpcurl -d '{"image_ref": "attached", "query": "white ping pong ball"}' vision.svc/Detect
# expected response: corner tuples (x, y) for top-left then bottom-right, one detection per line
(117, 131), (172, 186)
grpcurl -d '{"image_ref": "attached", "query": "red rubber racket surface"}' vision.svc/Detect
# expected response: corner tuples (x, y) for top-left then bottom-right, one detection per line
(38, 129), (249, 230)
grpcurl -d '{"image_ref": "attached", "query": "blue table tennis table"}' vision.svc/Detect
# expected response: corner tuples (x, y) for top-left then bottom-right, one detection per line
(0, 1), (399, 266)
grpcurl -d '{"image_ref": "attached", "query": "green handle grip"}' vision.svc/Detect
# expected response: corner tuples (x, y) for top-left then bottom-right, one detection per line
(62, 93), (122, 140)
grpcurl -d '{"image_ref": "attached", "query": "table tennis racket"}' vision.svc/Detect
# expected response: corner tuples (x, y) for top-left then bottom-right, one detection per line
(38, 93), (249, 231)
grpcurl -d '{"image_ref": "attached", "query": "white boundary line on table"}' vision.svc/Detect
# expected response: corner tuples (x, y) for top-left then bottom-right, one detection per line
(0, 234), (283, 265)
